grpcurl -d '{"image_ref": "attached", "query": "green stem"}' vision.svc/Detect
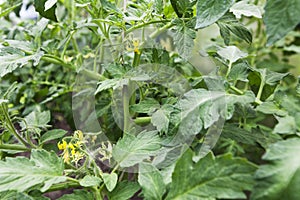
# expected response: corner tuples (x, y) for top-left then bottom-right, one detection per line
(45, 181), (81, 192)
(229, 85), (244, 95)
(226, 61), (232, 77)
(139, 22), (174, 48)
(134, 117), (151, 125)
(255, 71), (266, 105)
(93, 186), (103, 200)
(125, 20), (171, 34)
(122, 85), (130, 134)
(42, 54), (76, 70)
(0, 144), (30, 151)
(0, 104), (29, 147)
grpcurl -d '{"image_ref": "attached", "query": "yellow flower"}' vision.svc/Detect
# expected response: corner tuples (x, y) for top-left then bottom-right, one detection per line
(62, 150), (70, 163)
(68, 143), (75, 150)
(74, 130), (84, 141)
(58, 140), (67, 150)
(71, 150), (84, 163)
(126, 39), (141, 54)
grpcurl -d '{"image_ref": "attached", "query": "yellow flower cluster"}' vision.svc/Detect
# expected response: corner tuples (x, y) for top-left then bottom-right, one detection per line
(126, 39), (141, 54)
(57, 130), (85, 164)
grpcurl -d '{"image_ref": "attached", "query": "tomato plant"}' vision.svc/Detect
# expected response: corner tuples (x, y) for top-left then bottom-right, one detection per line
(0, 0), (300, 199)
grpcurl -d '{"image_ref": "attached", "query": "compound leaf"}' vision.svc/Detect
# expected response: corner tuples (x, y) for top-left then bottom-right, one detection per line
(138, 163), (166, 200)
(165, 149), (256, 200)
(196, 0), (234, 29)
(112, 131), (161, 168)
(251, 138), (300, 200)
(0, 149), (66, 192)
(0, 47), (43, 78)
(264, 0), (300, 46)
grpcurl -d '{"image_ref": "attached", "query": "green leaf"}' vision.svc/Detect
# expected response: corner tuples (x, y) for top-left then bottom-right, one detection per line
(173, 19), (196, 59)
(151, 109), (169, 133)
(256, 102), (287, 116)
(44, 0), (57, 11)
(264, 0), (300, 46)
(108, 181), (140, 200)
(34, 0), (58, 22)
(165, 149), (257, 200)
(79, 175), (102, 187)
(195, 0), (234, 29)
(112, 131), (161, 168)
(95, 79), (120, 94)
(170, 0), (196, 18)
(229, 0), (262, 19)
(138, 163), (166, 200)
(174, 89), (255, 140)
(0, 191), (35, 200)
(274, 115), (296, 134)
(40, 129), (67, 143)
(0, 149), (66, 192)
(103, 173), (118, 192)
(228, 62), (250, 82)
(130, 98), (160, 114)
(251, 138), (300, 200)
(256, 69), (289, 86)
(0, 47), (44, 78)
(58, 190), (94, 200)
(21, 109), (51, 131)
(217, 13), (252, 45)
(221, 124), (281, 149)
(0, 3), (21, 18)
(217, 46), (248, 64)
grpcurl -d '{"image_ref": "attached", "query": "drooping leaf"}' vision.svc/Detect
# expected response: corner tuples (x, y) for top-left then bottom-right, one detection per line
(107, 181), (140, 200)
(58, 190), (94, 200)
(0, 47), (43, 78)
(79, 175), (102, 187)
(251, 138), (300, 200)
(165, 149), (257, 200)
(40, 129), (67, 144)
(217, 13), (252, 45)
(195, 0), (234, 29)
(264, 0), (300, 46)
(0, 149), (66, 192)
(112, 130), (161, 168)
(230, 0), (262, 19)
(34, 0), (58, 22)
(138, 163), (166, 200)
(217, 46), (248, 64)
(103, 173), (118, 192)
